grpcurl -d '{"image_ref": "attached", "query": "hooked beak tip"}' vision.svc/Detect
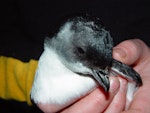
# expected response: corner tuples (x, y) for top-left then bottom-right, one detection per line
(92, 70), (110, 92)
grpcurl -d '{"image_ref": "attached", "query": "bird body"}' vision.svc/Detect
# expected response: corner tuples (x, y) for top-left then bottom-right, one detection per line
(31, 16), (142, 112)
(31, 46), (97, 105)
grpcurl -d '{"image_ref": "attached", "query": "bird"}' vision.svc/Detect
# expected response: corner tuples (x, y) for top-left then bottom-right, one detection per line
(30, 16), (142, 112)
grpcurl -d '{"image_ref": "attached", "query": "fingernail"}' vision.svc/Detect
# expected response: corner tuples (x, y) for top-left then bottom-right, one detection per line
(118, 77), (127, 93)
(113, 48), (127, 61)
(109, 77), (120, 93)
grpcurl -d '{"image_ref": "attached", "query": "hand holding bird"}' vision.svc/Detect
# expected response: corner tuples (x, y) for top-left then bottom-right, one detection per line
(30, 16), (142, 113)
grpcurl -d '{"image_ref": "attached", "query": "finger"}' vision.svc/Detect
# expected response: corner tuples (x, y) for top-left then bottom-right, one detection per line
(121, 75), (150, 113)
(116, 39), (150, 113)
(113, 39), (149, 65)
(61, 77), (120, 113)
(104, 77), (127, 113)
(121, 80), (150, 113)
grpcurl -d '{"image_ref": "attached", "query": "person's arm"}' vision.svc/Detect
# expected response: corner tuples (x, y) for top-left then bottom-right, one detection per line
(0, 56), (38, 105)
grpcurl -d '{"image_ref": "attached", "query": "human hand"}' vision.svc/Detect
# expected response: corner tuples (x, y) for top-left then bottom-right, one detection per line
(113, 39), (150, 113)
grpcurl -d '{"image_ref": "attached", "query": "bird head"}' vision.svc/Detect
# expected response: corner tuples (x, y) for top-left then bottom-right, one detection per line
(47, 17), (114, 91)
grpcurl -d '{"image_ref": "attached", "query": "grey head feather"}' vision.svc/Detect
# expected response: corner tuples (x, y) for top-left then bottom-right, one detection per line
(46, 17), (113, 70)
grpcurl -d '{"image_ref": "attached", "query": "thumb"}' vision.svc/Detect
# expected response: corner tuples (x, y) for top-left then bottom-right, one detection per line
(113, 39), (148, 65)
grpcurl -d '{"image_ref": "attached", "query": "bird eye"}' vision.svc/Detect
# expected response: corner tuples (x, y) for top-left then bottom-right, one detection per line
(77, 47), (85, 54)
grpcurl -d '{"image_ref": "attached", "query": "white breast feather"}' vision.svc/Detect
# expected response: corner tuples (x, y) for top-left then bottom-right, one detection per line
(30, 47), (97, 105)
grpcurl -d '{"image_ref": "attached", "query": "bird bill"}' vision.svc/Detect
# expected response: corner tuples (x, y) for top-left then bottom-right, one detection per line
(91, 59), (142, 92)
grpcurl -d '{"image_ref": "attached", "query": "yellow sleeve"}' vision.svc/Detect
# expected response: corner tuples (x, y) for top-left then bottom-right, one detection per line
(0, 56), (38, 105)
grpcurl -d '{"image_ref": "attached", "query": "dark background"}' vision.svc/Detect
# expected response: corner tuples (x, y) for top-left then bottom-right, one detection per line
(0, 0), (150, 112)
